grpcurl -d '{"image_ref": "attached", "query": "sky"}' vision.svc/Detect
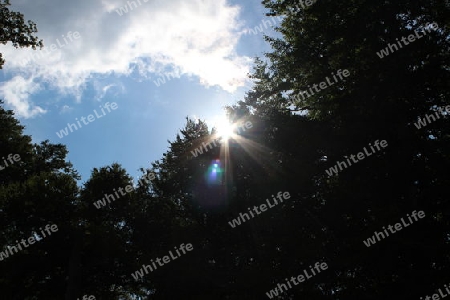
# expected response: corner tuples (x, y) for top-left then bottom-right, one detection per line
(0, 0), (280, 183)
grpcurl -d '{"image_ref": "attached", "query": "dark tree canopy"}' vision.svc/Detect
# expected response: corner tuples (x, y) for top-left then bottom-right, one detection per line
(0, 0), (43, 68)
(0, 0), (449, 299)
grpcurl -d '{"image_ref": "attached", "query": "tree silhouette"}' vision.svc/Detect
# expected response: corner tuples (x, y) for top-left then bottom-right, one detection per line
(0, 0), (43, 68)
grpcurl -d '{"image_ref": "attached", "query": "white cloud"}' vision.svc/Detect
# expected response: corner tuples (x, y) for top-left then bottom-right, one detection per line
(60, 105), (73, 114)
(0, 0), (251, 118)
(0, 76), (46, 118)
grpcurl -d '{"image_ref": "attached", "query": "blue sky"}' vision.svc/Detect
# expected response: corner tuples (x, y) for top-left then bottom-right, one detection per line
(0, 0), (279, 183)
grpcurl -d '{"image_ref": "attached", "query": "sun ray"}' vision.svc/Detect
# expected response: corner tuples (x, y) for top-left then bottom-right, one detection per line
(215, 118), (235, 140)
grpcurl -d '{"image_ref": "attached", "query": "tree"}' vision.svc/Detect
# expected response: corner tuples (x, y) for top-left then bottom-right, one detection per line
(0, 102), (80, 299)
(232, 0), (450, 298)
(1, 0), (449, 298)
(0, 0), (43, 68)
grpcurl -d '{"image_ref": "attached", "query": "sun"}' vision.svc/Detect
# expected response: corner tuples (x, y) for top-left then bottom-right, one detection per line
(215, 118), (235, 140)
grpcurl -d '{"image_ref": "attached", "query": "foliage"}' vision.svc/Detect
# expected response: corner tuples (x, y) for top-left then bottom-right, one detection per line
(0, 0), (43, 68)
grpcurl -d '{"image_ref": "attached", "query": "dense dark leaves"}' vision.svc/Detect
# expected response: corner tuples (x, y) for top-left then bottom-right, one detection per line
(0, 0), (43, 69)
(0, 0), (449, 299)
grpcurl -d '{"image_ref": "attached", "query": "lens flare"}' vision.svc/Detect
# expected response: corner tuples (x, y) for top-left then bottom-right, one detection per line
(215, 118), (235, 140)
(206, 159), (223, 185)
